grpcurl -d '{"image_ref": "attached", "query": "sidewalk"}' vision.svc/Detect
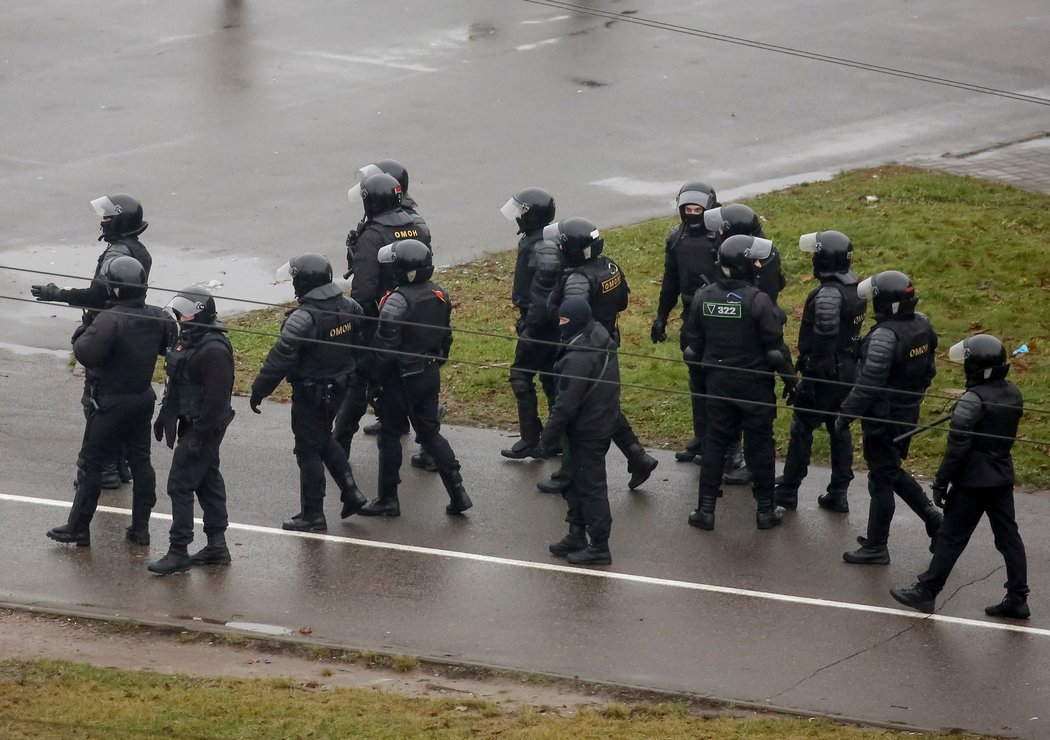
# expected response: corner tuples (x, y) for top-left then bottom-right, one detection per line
(913, 131), (1050, 194)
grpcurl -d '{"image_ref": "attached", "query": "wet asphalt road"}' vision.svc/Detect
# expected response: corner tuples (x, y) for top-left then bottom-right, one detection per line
(3, 1), (1050, 735)
(3, 349), (1049, 737)
(2, 0), (1049, 348)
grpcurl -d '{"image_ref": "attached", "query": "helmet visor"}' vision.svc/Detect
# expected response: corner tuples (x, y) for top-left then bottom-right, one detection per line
(857, 276), (875, 300)
(90, 196), (119, 217)
(377, 243), (397, 264)
(948, 339), (967, 363)
(799, 232), (819, 253)
(542, 222), (562, 245)
(500, 197), (525, 223)
(746, 237), (773, 261)
(275, 261), (294, 283)
(166, 294), (204, 322)
(676, 189), (712, 210)
(347, 164), (384, 205)
(703, 207), (723, 231)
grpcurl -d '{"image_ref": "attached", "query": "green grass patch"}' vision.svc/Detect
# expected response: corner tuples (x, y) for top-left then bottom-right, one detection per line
(227, 166), (1050, 486)
(0, 659), (973, 739)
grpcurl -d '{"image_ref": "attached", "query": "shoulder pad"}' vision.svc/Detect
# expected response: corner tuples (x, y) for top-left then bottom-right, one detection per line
(282, 308), (315, 337)
(951, 391), (983, 430)
(380, 290), (410, 317)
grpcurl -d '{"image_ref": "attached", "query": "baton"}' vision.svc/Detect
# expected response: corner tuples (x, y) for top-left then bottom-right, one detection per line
(892, 413), (952, 444)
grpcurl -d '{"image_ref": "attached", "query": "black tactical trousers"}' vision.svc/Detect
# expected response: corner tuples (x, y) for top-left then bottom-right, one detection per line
(290, 387), (351, 514)
(780, 375), (854, 492)
(376, 365), (458, 492)
(333, 375), (369, 454)
(919, 485), (1029, 597)
(166, 433), (228, 548)
(687, 365), (708, 441)
(73, 390), (156, 530)
(564, 435), (612, 542)
(698, 376), (776, 502)
(859, 408), (931, 547)
(510, 331), (558, 407)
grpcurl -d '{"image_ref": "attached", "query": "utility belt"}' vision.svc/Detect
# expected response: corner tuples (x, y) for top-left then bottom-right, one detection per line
(291, 375), (349, 406)
(90, 379), (152, 396)
(398, 356), (438, 378)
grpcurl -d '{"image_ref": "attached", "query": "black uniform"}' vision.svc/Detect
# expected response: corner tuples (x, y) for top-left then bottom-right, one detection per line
(507, 229), (563, 446)
(369, 280), (470, 514)
(336, 207), (430, 448)
(549, 255), (657, 489)
(919, 379), (1027, 597)
(48, 296), (169, 543)
(777, 273), (867, 504)
(656, 222), (720, 348)
(154, 325), (235, 550)
(540, 320), (620, 554)
(251, 282), (367, 527)
(838, 313), (940, 553)
(684, 278), (787, 526)
(59, 237), (153, 315)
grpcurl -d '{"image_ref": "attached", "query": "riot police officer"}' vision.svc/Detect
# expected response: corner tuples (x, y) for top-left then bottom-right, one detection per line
(358, 239), (472, 517)
(683, 235), (797, 530)
(546, 217), (658, 491)
(540, 298), (619, 566)
(836, 271), (942, 564)
(651, 182), (720, 464)
(347, 159), (431, 248)
(32, 193), (153, 490)
(891, 334), (1029, 618)
(46, 256), (170, 546)
(334, 172), (431, 456)
(499, 187), (562, 459)
(774, 231), (867, 513)
(705, 203), (786, 303)
(250, 253), (369, 531)
(148, 286), (236, 575)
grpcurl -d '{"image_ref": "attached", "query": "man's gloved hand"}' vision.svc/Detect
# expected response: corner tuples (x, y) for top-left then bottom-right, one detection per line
(70, 323), (88, 344)
(31, 283), (62, 302)
(650, 316), (668, 344)
(346, 230), (359, 248)
(515, 317), (527, 337)
(153, 415), (165, 442)
(833, 415), (851, 435)
(781, 373), (798, 405)
(932, 483), (949, 509)
(249, 391), (264, 414)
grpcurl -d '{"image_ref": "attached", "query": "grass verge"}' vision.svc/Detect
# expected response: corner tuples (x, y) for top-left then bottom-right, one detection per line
(0, 659), (974, 739)
(227, 166), (1050, 487)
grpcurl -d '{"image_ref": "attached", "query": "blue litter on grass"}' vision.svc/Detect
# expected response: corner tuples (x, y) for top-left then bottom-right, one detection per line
(1012, 344), (1029, 356)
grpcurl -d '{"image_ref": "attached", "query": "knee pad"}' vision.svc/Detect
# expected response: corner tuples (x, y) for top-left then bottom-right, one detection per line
(510, 377), (536, 401)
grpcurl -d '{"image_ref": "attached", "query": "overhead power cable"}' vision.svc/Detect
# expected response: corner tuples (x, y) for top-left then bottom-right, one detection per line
(522, 0), (1050, 107)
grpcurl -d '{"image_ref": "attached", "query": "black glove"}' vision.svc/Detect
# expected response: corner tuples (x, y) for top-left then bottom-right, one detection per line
(249, 391), (264, 414)
(833, 415), (851, 435)
(31, 283), (62, 302)
(153, 415), (165, 442)
(781, 373), (798, 405)
(346, 229), (359, 248)
(650, 316), (668, 344)
(515, 317), (528, 337)
(932, 483), (949, 509)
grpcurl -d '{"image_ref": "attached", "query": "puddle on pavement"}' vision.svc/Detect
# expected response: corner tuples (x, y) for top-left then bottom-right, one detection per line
(224, 621), (293, 636)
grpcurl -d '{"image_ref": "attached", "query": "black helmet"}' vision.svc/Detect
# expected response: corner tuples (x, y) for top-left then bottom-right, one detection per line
(374, 159), (409, 193)
(501, 187), (556, 235)
(858, 270), (917, 320)
(705, 204), (762, 239)
(288, 252), (334, 298)
(360, 172), (403, 216)
(91, 193), (147, 242)
(101, 255), (147, 299)
(378, 238), (434, 285)
(717, 234), (772, 281)
(543, 217), (603, 267)
(676, 181), (717, 232)
(166, 285), (218, 327)
(800, 230), (853, 276)
(949, 334), (1009, 386)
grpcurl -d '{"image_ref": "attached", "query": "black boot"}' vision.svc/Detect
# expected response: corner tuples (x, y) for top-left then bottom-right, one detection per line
(411, 450), (439, 471)
(567, 540), (612, 566)
(675, 436), (703, 462)
(500, 439), (543, 460)
(46, 524), (90, 546)
(125, 525), (150, 546)
(537, 470), (570, 494)
(47, 484), (93, 546)
(843, 544), (890, 564)
(440, 468), (473, 515)
(101, 463), (122, 490)
(985, 594), (1031, 620)
(359, 498), (401, 516)
(548, 525), (588, 557)
(755, 496), (783, 530)
(722, 443), (752, 485)
(148, 545), (191, 575)
(336, 468), (368, 519)
(502, 405), (543, 459)
(283, 492), (327, 531)
(817, 489), (850, 513)
(363, 420), (382, 435)
(773, 476), (798, 510)
(688, 489), (718, 530)
(626, 444), (658, 490)
(890, 583), (936, 613)
(190, 532), (232, 565)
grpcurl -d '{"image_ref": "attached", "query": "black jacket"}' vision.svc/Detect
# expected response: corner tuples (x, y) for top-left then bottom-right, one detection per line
(935, 379), (1023, 489)
(657, 224), (719, 319)
(796, 271), (866, 382)
(540, 321), (620, 444)
(157, 326), (235, 447)
(74, 295), (170, 394)
(60, 237), (152, 311)
(349, 208), (430, 317)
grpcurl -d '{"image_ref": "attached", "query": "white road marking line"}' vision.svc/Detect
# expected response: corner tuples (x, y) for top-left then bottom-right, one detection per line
(521, 15), (570, 24)
(299, 50), (436, 73)
(6, 493), (1047, 638)
(515, 38), (560, 51)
